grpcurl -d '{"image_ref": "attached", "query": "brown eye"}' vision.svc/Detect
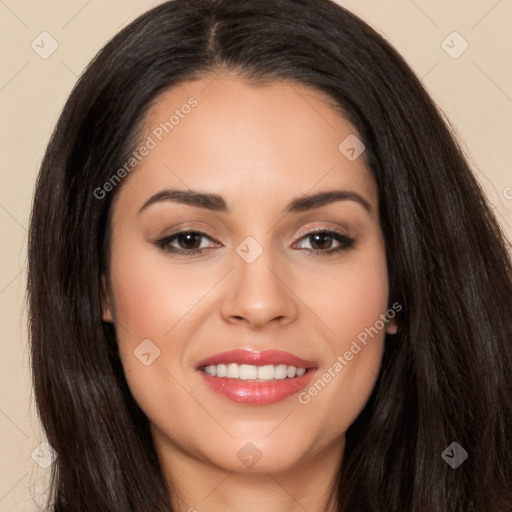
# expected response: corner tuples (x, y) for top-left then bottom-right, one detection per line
(173, 232), (203, 250)
(309, 232), (335, 251)
(294, 230), (355, 256)
(155, 230), (219, 257)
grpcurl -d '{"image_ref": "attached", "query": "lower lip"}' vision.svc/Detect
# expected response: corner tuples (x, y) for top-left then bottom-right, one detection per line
(199, 370), (316, 405)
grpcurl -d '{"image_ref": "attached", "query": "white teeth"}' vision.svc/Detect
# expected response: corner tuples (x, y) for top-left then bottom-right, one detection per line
(203, 363), (307, 380)
(239, 364), (258, 380)
(286, 366), (297, 378)
(274, 364), (287, 379)
(257, 365), (275, 380)
(226, 363), (239, 378)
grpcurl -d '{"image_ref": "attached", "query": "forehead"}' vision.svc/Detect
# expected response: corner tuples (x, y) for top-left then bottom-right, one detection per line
(114, 74), (377, 216)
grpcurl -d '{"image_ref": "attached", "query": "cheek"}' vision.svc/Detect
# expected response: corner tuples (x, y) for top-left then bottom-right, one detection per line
(109, 240), (215, 339)
(332, 263), (388, 342)
(107, 237), (222, 421)
(108, 245), (206, 435)
(294, 243), (389, 429)
(300, 243), (389, 348)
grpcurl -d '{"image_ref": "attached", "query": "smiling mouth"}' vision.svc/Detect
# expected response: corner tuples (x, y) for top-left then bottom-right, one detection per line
(201, 363), (308, 381)
(196, 349), (318, 405)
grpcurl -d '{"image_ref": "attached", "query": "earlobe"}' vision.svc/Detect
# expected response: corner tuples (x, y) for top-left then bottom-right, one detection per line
(385, 318), (399, 335)
(100, 274), (114, 322)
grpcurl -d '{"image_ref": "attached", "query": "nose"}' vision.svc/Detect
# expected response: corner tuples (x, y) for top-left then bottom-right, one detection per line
(220, 245), (299, 330)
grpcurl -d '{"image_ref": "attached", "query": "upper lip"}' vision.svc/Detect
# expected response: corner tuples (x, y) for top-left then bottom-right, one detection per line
(196, 349), (317, 369)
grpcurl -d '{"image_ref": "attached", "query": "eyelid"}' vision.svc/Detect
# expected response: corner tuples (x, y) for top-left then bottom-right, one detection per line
(156, 222), (222, 240)
(296, 226), (342, 237)
(294, 224), (351, 240)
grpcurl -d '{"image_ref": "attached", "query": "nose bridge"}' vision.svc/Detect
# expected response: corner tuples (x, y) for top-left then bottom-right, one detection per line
(220, 232), (297, 328)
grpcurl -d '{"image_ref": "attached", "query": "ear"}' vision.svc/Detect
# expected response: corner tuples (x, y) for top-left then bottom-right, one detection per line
(100, 274), (114, 322)
(385, 317), (398, 335)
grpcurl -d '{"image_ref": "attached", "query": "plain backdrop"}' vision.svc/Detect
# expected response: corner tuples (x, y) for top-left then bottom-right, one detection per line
(1, 0), (511, 509)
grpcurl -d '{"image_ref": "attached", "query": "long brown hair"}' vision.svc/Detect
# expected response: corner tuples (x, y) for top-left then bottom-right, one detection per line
(27, 0), (512, 510)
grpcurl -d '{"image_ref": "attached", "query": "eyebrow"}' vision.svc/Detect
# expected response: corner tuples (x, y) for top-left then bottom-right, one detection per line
(138, 188), (373, 215)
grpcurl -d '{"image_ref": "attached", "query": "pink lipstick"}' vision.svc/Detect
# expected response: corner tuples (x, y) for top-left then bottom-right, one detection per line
(196, 349), (317, 405)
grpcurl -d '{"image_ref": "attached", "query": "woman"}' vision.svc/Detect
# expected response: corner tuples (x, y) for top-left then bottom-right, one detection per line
(27, 0), (512, 511)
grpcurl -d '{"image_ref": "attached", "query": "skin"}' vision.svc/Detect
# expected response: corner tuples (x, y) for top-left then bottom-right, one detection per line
(102, 73), (397, 512)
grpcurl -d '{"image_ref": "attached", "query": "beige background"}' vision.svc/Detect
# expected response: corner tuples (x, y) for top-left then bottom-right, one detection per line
(1, 0), (511, 509)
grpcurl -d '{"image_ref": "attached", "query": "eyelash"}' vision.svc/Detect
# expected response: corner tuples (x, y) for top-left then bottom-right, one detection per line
(155, 229), (355, 258)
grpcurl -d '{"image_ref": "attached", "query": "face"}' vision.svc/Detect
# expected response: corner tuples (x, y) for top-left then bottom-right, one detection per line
(102, 74), (396, 478)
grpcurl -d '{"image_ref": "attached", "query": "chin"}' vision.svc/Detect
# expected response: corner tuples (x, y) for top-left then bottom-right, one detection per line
(198, 429), (334, 474)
